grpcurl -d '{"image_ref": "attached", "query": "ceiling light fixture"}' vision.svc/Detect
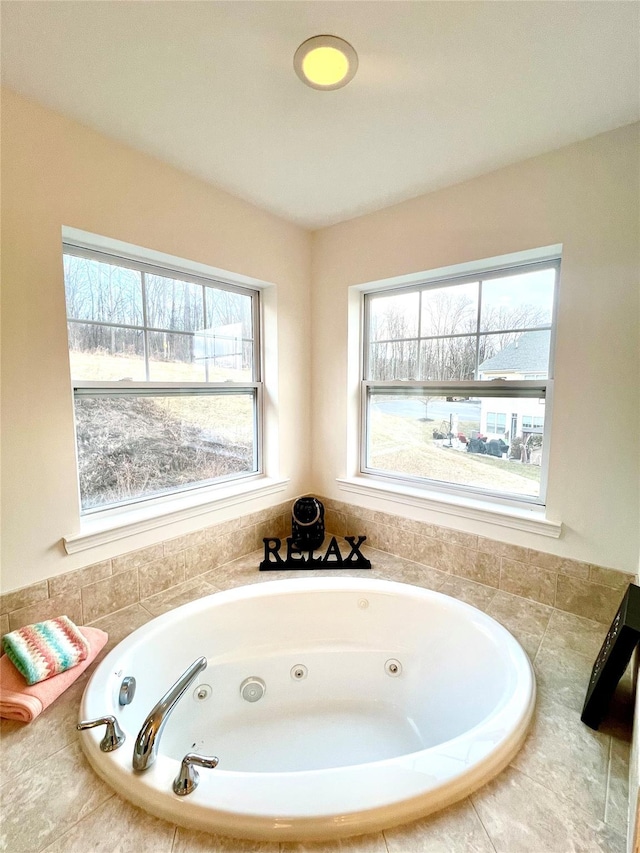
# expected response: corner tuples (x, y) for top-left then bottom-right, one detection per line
(294, 35), (358, 90)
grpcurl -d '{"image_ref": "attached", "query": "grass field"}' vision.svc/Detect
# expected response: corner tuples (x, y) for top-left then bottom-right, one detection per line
(369, 410), (541, 497)
(71, 350), (255, 508)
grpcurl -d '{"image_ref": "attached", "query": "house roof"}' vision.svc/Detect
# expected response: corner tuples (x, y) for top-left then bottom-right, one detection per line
(478, 329), (551, 374)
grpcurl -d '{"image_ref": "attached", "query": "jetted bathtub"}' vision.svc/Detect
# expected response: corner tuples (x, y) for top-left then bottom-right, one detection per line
(78, 578), (535, 841)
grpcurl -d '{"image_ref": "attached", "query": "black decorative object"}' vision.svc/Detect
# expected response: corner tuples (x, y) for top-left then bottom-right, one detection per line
(581, 583), (640, 730)
(291, 497), (325, 551)
(259, 536), (371, 571)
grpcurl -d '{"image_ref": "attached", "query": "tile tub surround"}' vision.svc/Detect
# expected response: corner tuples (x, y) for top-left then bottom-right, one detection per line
(0, 496), (634, 632)
(0, 548), (633, 853)
(0, 504), (290, 633)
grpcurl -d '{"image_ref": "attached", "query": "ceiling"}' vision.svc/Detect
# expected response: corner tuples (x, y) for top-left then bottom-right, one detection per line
(2, 1), (639, 230)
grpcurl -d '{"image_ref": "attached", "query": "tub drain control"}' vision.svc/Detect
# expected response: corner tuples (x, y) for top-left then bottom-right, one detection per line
(385, 659), (403, 677)
(240, 677), (266, 703)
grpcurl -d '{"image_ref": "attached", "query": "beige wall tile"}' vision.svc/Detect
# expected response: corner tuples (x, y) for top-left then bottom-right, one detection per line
(183, 541), (222, 579)
(48, 559), (112, 598)
(477, 537), (528, 563)
(273, 513), (290, 539)
(138, 553), (185, 600)
(374, 510), (397, 528)
(395, 516), (436, 538)
(412, 535), (444, 571)
(374, 525), (398, 555)
(434, 527), (478, 550)
(385, 560), (448, 592)
(0, 581), (48, 616)
(499, 558), (556, 606)
(81, 569), (139, 623)
(141, 579), (217, 618)
(555, 575), (623, 624)
(240, 509), (267, 528)
(467, 551), (501, 588)
(324, 508), (347, 537)
(527, 549), (590, 579)
(8, 591), (83, 630)
(112, 543), (163, 573)
(0, 613), (10, 641)
(163, 529), (208, 556)
(347, 515), (377, 548)
(439, 542), (477, 577)
(226, 525), (259, 561)
(589, 564), (634, 591)
(205, 518), (240, 540)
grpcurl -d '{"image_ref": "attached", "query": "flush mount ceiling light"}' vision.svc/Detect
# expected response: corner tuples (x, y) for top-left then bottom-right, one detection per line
(294, 35), (358, 90)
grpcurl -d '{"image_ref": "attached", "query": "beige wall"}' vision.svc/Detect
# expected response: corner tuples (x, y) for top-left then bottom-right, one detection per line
(2, 88), (638, 593)
(311, 123), (640, 573)
(1, 89), (312, 592)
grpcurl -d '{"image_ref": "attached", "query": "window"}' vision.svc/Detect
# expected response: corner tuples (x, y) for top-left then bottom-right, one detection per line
(486, 412), (507, 434)
(362, 257), (559, 504)
(63, 245), (261, 513)
(522, 415), (544, 430)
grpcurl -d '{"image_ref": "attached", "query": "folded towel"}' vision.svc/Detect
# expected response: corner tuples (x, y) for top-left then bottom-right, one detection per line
(0, 626), (108, 722)
(2, 615), (91, 685)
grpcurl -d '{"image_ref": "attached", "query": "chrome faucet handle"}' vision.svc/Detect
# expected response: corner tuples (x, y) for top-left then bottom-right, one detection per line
(77, 715), (126, 752)
(173, 752), (219, 796)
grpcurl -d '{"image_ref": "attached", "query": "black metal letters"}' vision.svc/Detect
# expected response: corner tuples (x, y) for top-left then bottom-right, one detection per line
(259, 536), (371, 571)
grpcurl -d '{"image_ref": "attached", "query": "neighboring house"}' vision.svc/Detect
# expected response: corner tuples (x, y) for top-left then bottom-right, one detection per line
(477, 330), (550, 456)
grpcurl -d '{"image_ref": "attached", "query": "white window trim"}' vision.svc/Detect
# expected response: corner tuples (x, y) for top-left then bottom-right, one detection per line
(345, 245), (563, 536)
(61, 227), (283, 548)
(336, 476), (561, 538)
(63, 475), (289, 553)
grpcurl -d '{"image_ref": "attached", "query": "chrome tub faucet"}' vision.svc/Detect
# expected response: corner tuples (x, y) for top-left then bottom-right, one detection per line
(133, 656), (208, 772)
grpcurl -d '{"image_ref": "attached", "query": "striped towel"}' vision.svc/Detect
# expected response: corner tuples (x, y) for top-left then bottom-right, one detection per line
(2, 616), (90, 685)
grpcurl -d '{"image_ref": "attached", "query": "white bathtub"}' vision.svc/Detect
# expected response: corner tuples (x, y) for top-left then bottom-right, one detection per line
(78, 578), (535, 841)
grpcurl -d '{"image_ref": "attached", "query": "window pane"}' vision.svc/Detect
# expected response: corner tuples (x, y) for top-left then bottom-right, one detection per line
(206, 288), (253, 339)
(64, 255), (142, 325)
(68, 322), (145, 381)
(368, 340), (418, 380)
(419, 337), (476, 381)
(420, 282), (478, 337)
(145, 275), (204, 332)
(147, 331), (206, 381)
(478, 329), (551, 380)
(368, 291), (419, 342)
(192, 331), (253, 381)
(366, 391), (544, 499)
(480, 268), (555, 332)
(75, 392), (256, 510)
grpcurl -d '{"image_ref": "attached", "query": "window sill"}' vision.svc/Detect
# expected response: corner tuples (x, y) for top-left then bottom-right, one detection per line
(63, 476), (290, 554)
(336, 477), (561, 538)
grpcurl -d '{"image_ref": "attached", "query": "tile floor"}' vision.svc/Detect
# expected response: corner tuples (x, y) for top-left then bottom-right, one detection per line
(0, 547), (634, 853)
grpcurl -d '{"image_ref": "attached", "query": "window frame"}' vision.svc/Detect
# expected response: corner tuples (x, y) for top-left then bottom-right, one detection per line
(360, 256), (560, 507)
(63, 242), (264, 516)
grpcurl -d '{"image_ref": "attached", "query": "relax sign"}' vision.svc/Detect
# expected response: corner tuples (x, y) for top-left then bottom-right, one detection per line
(259, 536), (371, 571)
